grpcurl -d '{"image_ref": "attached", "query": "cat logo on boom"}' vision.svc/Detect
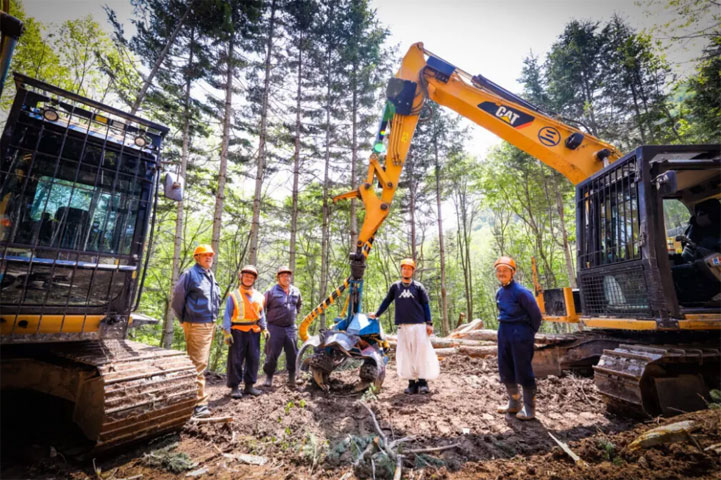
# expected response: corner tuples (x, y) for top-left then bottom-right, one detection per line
(478, 101), (534, 129)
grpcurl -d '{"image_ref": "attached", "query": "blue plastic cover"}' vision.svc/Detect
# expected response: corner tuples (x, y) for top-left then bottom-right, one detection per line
(335, 313), (381, 335)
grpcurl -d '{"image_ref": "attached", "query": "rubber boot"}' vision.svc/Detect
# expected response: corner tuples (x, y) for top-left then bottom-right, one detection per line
(287, 372), (296, 387)
(417, 379), (430, 394)
(516, 385), (536, 420)
(244, 384), (263, 396)
(262, 374), (273, 388)
(404, 380), (419, 394)
(497, 383), (521, 414)
(230, 387), (243, 399)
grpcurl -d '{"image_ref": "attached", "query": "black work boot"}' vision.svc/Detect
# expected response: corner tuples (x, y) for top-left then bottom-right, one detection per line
(497, 383), (521, 414)
(516, 385), (537, 420)
(287, 372), (296, 387)
(230, 387), (243, 399)
(417, 379), (430, 394)
(244, 383), (263, 396)
(262, 374), (273, 388)
(404, 380), (419, 394)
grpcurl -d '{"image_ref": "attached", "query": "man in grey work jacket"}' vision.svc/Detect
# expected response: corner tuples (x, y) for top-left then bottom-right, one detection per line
(262, 266), (303, 387)
(171, 244), (220, 418)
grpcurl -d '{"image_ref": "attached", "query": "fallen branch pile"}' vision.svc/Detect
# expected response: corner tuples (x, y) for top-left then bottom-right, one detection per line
(350, 402), (458, 479)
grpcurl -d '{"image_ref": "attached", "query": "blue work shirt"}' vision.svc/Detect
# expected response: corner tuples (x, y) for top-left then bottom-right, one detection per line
(171, 263), (221, 323)
(495, 280), (542, 333)
(375, 280), (432, 325)
(264, 284), (302, 327)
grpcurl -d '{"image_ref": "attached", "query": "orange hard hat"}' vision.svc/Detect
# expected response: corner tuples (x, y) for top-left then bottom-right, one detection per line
(276, 266), (293, 276)
(240, 265), (259, 278)
(193, 244), (214, 256)
(400, 258), (416, 270)
(494, 256), (516, 272)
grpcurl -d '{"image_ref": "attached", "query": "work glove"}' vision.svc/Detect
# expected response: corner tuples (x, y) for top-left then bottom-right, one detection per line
(223, 331), (233, 346)
(262, 329), (270, 341)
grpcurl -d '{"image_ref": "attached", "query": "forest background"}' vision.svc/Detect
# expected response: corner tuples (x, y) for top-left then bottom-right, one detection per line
(2, 0), (719, 373)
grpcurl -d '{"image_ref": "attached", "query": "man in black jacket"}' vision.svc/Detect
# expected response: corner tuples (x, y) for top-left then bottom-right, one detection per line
(370, 258), (439, 394)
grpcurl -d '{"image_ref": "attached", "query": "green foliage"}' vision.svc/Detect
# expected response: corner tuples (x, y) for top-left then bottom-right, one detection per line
(142, 443), (196, 473)
(708, 389), (721, 409)
(678, 33), (721, 142)
(597, 438), (616, 461)
(3, 0), (714, 359)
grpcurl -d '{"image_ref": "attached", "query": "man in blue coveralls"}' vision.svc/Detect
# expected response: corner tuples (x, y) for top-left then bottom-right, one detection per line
(494, 256), (542, 420)
(262, 266), (303, 388)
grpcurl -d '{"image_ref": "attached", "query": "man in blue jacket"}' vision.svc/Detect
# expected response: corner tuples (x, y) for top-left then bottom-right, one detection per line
(494, 256), (542, 421)
(171, 244), (221, 418)
(262, 266), (303, 388)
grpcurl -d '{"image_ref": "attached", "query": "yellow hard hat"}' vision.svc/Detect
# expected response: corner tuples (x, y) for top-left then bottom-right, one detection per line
(400, 258), (416, 270)
(193, 244), (214, 256)
(494, 256), (516, 272)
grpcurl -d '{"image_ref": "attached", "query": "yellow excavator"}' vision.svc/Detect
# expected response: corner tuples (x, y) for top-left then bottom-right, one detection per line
(0, 12), (196, 452)
(297, 42), (720, 416)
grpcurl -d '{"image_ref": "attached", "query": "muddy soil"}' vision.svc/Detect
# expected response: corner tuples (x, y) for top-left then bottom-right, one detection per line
(2, 353), (720, 479)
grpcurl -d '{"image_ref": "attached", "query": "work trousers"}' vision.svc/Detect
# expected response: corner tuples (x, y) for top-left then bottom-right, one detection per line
(182, 322), (215, 406)
(497, 321), (536, 388)
(226, 329), (261, 388)
(262, 324), (299, 377)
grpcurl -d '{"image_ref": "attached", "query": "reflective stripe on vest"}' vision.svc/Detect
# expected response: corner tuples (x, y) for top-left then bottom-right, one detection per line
(230, 289), (262, 325)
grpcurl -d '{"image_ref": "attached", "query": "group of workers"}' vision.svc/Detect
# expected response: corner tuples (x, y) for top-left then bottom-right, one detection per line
(171, 245), (302, 418)
(171, 245), (543, 421)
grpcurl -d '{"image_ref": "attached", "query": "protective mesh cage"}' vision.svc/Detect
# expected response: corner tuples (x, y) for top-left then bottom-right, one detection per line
(579, 263), (652, 317)
(0, 75), (166, 334)
(576, 155), (652, 317)
(578, 157), (641, 269)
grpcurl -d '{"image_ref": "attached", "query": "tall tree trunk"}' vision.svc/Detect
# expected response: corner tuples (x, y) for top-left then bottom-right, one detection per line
(248, 0), (277, 265)
(551, 172), (577, 288)
(130, 0), (194, 115)
(432, 125), (449, 336)
(349, 63), (359, 250)
(289, 34), (303, 273)
(319, 54), (332, 331)
(454, 185), (474, 321)
(161, 29), (194, 348)
(211, 39), (234, 270)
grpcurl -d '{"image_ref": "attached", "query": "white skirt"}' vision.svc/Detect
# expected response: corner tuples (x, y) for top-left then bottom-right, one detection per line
(395, 323), (440, 380)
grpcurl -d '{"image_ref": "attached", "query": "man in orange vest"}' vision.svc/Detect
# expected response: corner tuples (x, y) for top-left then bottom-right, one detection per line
(221, 265), (269, 399)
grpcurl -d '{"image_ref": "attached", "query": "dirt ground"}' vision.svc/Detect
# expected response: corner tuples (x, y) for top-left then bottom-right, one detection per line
(3, 352), (720, 480)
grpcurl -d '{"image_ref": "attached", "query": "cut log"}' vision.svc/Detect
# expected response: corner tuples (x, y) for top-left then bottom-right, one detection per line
(449, 318), (484, 337)
(433, 347), (458, 357)
(457, 346), (497, 358)
(452, 329), (499, 341)
(386, 335), (493, 349)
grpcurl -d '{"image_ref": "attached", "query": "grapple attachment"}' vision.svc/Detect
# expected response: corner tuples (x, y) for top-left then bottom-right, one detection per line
(296, 315), (388, 392)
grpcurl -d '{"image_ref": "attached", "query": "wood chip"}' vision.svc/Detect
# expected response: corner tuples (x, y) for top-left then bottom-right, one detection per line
(548, 432), (587, 466)
(190, 416), (234, 424)
(627, 420), (699, 452)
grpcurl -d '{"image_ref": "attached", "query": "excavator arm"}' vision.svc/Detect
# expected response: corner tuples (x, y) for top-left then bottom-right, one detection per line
(299, 42), (621, 341)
